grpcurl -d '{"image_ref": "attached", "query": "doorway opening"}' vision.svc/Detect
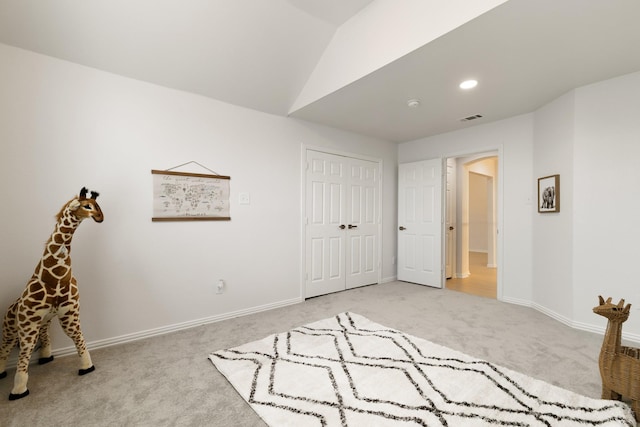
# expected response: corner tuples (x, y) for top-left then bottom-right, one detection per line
(445, 153), (498, 299)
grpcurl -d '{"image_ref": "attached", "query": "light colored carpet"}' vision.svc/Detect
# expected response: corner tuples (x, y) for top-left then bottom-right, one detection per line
(0, 282), (629, 426)
(210, 312), (635, 426)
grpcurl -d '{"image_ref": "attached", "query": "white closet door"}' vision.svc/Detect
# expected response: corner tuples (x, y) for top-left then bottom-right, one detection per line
(305, 151), (380, 298)
(306, 151), (346, 298)
(345, 158), (378, 289)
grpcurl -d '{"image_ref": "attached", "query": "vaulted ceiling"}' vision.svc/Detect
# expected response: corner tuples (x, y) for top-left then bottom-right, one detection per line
(1, 0), (639, 142)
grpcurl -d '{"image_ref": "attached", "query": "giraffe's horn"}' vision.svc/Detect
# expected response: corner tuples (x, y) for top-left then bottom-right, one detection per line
(90, 191), (99, 200)
(79, 187), (88, 199)
(617, 299), (625, 308)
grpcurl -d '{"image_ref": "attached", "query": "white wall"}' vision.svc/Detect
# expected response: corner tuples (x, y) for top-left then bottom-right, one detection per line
(466, 157), (498, 256)
(571, 71), (640, 336)
(531, 91), (575, 320)
(469, 172), (489, 253)
(399, 114), (535, 304)
(531, 71), (640, 339)
(0, 43), (398, 353)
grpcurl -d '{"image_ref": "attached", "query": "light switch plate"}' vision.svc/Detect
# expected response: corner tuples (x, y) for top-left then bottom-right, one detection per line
(238, 192), (250, 205)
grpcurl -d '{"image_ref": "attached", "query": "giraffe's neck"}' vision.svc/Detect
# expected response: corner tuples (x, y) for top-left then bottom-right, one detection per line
(44, 207), (80, 257)
(602, 319), (623, 354)
(34, 204), (82, 289)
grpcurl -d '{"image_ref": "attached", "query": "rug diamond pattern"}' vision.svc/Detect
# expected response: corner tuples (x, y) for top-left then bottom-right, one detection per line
(210, 312), (636, 426)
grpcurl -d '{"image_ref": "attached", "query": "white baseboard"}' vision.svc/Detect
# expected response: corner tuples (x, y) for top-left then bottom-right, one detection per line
(572, 319), (640, 345)
(499, 297), (640, 345)
(500, 296), (532, 308)
(531, 302), (574, 328)
(531, 302), (640, 346)
(4, 296), (303, 370)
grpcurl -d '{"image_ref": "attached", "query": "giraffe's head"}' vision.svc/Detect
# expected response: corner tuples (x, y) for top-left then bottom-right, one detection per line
(593, 296), (631, 322)
(64, 187), (104, 223)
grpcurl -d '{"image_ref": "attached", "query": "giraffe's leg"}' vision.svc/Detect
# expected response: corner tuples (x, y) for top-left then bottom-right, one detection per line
(0, 303), (19, 379)
(0, 333), (18, 379)
(37, 318), (54, 365)
(0, 331), (17, 379)
(602, 385), (621, 400)
(632, 399), (640, 422)
(58, 309), (94, 375)
(9, 325), (40, 400)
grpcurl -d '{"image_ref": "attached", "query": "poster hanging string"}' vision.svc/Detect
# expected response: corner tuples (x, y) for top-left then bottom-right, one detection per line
(165, 161), (221, 176)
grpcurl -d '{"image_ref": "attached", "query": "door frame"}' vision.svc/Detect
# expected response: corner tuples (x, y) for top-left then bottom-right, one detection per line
(300, 145), (383, 299)
(444, 145), (504, 300)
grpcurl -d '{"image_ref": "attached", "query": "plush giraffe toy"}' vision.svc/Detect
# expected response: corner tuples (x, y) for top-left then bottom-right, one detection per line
(0, 187), (104, 400)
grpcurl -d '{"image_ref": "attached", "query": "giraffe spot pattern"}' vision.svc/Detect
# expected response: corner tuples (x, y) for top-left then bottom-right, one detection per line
(0, 192), (102, 389)
(42, 257), (59, 268)
(51, 265), (69, 277)
(29, 290), (45, 301)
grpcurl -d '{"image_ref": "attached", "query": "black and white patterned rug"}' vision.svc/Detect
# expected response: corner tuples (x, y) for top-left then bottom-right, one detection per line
(209, 312), (635, 426)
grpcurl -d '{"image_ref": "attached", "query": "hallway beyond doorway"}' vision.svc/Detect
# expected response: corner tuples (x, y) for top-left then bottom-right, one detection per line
(446, 251), (497, 299)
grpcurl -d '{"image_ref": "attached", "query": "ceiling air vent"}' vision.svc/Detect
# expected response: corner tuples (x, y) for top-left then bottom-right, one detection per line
(460, 114), (483, 122)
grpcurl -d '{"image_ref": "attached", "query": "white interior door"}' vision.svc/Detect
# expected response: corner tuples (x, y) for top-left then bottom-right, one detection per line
(346, 158), (378, 289)
(306, 150), (379, 298)
(397, 159), (443, 287)
(306, 151), (346, 298)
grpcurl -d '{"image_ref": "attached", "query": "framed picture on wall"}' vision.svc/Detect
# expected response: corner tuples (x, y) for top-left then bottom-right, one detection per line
(151, 169), (231, 221)
(538, 174), (560, 213)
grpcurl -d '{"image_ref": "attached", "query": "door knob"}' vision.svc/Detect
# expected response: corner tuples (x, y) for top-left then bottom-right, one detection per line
(339, 224), (346, 229)
(348, 224), (358, 229)
(399, 226), (406, 231)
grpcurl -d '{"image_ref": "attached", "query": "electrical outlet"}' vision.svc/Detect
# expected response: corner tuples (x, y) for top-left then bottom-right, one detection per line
(216, 279), (225, 294)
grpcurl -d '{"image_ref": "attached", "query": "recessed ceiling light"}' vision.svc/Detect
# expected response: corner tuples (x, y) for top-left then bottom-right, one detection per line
(459, 79), (478, 90)
(407, 98), (421, 108)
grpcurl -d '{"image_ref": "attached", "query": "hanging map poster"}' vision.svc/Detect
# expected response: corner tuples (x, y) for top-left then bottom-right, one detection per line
(151, 170), (230, 221)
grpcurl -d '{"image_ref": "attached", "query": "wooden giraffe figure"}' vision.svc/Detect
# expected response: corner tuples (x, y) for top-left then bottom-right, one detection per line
(0, 187), (104, 400)
(593, 296), (640, 421)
